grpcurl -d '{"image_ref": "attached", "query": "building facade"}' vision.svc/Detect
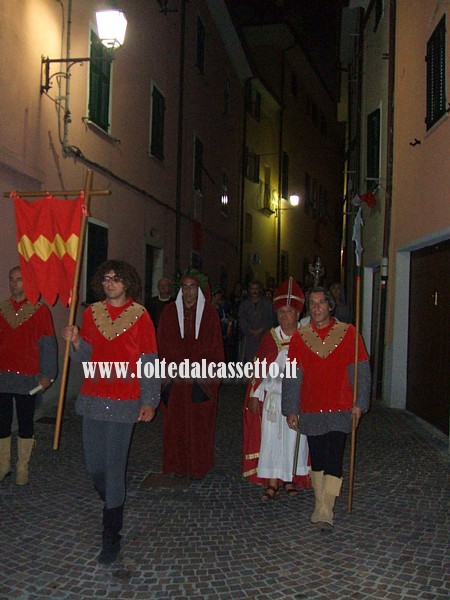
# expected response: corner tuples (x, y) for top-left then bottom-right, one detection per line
(0, 0), (248, 403)
(340, 0), (450, 443)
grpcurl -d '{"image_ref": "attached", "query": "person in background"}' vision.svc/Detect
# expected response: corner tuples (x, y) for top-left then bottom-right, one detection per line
(238, 280), (274, 364)
(330, 282), (352, 323)
(146, 277), (174, 329)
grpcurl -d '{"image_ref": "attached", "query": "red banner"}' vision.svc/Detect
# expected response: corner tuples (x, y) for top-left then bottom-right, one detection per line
(13, 194), (85, 306)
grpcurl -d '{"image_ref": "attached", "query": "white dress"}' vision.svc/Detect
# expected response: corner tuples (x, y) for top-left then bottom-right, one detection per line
(256, 326), (309, 481)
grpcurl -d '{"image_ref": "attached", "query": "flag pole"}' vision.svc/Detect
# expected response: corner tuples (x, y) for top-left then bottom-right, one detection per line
(52, 170), (103, 449)
(348, 207), (363, 512)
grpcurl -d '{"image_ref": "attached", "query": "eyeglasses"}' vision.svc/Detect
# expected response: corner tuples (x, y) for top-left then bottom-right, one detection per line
(182, 283), (198, 290)
(102, 275), (123, 284)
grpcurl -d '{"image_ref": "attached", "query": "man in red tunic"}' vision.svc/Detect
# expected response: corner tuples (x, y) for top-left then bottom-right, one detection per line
(0, 266), (57, 486)
(282, 287), (371, 530)
(63, 260), (159, 564)
(157, 270), (224, 479)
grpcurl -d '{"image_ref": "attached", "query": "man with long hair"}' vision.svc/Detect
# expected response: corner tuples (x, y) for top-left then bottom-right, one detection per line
(62, 260), (160, 564)
(282, 287), (370, 530)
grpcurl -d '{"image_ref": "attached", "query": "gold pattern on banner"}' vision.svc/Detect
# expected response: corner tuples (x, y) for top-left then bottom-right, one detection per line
(91, 301), (145, 340)
(17, 233), (80, 262)
(0, 300), (41, 329)
(299, 321), (349, 358)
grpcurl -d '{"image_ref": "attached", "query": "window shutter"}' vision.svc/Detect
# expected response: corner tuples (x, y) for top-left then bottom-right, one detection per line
(151, 86), (165, 160)
(89, 31), (111, 131)
(426, 15), (446, 130)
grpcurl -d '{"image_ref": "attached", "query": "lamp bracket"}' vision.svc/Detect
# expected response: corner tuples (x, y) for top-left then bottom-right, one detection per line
(41, 55), (113, 94)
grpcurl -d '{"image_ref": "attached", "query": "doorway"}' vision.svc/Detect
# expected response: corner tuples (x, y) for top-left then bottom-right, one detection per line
(407, 240), (450, 435)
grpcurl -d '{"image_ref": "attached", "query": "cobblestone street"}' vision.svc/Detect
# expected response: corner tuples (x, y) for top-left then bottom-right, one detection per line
(1, 383), (449, 599)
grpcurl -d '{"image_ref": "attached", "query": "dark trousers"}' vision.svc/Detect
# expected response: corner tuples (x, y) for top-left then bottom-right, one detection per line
(307, 431), (347, 478)
(82, 418), (134, 509)
(0, 393), (36, 439)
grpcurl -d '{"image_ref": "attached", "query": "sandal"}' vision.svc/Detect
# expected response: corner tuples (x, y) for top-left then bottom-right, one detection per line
(261, 485), (279, 501)
(283, 482), (299, 497)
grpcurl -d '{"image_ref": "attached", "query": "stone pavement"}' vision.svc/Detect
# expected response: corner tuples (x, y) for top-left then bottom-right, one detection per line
(1, 383), (449, 600)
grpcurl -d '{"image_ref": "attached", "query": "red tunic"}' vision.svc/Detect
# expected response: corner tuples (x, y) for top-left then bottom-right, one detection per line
(0, 298), (55, 375)
(288, 318), (369, 413)
(79, 298), (157, 401)
(157, 300), (224, 479)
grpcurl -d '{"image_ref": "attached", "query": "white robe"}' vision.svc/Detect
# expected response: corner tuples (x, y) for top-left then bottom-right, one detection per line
(256, 326), (309, 481)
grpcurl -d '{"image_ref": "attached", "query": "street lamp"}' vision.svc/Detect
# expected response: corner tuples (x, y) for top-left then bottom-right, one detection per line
(276, 192), (300, 282)
(95, 8), (128, 48)
(41, 4), (128, 93)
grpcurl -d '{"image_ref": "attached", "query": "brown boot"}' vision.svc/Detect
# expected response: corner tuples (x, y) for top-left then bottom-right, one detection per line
(321, 475), (343, 529)
(0, 436), (12, 481)
(16, 437), (35, 485)
(310, 470), (325, 524)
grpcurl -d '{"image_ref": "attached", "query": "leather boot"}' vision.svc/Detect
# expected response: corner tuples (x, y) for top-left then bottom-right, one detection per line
(0, 436), (12, 481)
(97, 504), (124, 565)
(321, 474), (343, 529)
(310, 470), (325, 524)
(16, 437), (35, 485)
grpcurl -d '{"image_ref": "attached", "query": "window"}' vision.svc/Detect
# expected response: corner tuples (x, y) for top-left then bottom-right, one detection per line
(367, 108), (381, 184)
(245, 147), (260, 183)
(194, 135), (203, 192)
(426, 15), (446, 130)
(281, 151), (289, 200)
(85, 221), (108, 304)
(196, 16), (205, 74)
(89, 31), (112, 131)
(150, 84), (165, 160)
(374, 0), (383, 32)
(245, 81), (261, 121)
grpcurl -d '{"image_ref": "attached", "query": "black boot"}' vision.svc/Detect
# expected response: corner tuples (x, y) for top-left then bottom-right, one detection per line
(97, 504), (123, 565)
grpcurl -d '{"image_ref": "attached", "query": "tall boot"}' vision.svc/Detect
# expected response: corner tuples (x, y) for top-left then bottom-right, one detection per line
(97, 504), (124, 565)
(16, 437), (35, 485)
(309, 470), (325, 524)
(0, 436), (12, 481)
(321, 474), (343, 529)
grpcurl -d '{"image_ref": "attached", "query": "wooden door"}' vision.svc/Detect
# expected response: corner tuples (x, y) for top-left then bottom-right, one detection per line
(407, 240), (450, 435)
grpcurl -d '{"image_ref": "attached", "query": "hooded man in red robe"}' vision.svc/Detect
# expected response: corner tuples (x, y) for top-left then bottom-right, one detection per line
(157, 270), (224, 479)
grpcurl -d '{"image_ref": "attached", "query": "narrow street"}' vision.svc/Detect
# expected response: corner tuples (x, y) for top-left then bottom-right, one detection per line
(1, 382), (449, 599)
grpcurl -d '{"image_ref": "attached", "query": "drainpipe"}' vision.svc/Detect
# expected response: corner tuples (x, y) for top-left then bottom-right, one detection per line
(175, 0), (186, 273)
(62, 0), (73, 153)
(374, 0), (396, 398)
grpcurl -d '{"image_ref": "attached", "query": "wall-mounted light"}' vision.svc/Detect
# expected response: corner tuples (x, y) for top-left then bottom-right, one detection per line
(95, 8), (128, 48)
(41, 5), (127, 94)
(289, 194), (300, 207)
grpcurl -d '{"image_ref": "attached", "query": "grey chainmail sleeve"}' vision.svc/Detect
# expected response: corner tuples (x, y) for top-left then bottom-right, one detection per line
(347, 360), (371, 413)
(281, 366), (303, 416)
